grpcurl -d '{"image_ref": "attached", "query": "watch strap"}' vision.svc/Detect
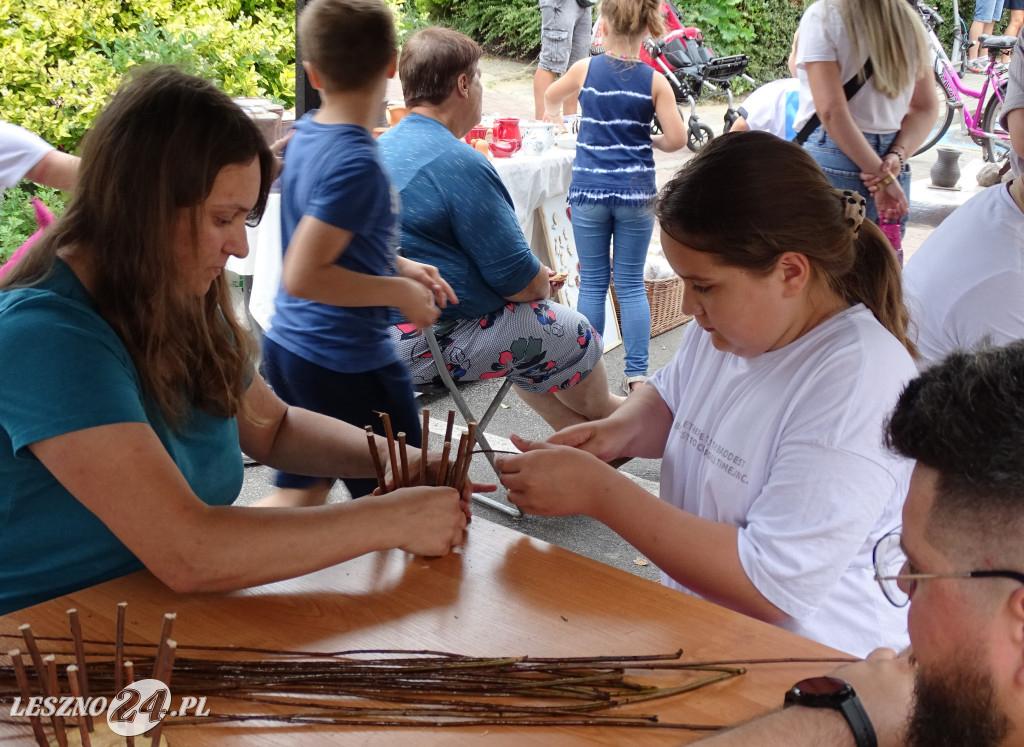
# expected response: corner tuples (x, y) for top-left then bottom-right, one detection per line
(838, 691), (878, 747)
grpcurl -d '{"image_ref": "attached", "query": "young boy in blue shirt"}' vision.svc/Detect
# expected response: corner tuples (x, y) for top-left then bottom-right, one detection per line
(262, 0), (457, 505)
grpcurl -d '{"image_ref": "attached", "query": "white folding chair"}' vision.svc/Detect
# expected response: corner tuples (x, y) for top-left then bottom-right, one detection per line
(422, 326), (522, 518)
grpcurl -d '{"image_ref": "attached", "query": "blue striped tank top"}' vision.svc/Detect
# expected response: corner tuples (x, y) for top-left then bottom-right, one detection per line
(569, 54), (657, 207)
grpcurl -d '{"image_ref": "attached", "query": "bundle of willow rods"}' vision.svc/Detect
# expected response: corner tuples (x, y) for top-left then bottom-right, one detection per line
(367, 409), (477, 494)
(0, 607), (776, 736)
(1, 610), (856, 739)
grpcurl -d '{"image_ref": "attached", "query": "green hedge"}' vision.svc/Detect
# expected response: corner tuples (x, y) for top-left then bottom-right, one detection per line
(408, 0), (806, 90)
(1, 0), (297, 154)
(1, 0), (298, 260)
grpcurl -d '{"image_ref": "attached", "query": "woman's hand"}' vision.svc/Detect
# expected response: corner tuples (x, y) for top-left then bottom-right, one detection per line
(495, 437), (619, 517)
(872, 179), (909, 221)
(411, 447), (495, 523)
(382, 486), (468, 556)
(397, 257), (458, 309)
(547, 266), (567, 293)
(860, 153), (902, 194)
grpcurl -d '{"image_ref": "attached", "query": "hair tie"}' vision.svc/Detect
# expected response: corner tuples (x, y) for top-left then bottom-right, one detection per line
(836, 189), (866, 238)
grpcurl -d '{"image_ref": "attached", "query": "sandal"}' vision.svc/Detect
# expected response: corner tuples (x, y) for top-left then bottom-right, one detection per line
(621, 374), (648, 394)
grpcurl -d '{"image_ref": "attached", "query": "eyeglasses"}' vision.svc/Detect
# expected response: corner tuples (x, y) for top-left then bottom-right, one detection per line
(872, 529), (1024, 608)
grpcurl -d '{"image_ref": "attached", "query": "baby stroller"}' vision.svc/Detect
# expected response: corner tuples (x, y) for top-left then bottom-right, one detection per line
(592, 1), (753, 151)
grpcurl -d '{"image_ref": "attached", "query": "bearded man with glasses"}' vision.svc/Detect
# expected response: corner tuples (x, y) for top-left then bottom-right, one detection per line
(695, 340), (1024, 747)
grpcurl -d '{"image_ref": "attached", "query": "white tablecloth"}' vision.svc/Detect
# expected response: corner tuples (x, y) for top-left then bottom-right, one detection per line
(492, 146), (575, 254)
(227, 146), (575, 332)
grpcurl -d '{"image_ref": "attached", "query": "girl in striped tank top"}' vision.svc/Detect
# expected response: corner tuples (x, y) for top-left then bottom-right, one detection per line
(543, 0), (685, 394)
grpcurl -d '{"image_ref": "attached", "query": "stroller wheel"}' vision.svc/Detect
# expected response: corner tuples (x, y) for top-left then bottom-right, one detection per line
(687, 123), (714, 152)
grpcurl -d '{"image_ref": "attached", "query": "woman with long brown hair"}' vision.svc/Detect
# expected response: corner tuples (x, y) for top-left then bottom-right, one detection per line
(497, 132), (918, 657)
(0, 66), (469, 615)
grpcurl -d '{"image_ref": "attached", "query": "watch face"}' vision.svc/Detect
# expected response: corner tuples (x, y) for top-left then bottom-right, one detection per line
(793, 676), (850, 697)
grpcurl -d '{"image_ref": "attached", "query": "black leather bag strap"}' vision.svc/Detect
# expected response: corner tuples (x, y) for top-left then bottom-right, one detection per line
(794, 58), (874, 145)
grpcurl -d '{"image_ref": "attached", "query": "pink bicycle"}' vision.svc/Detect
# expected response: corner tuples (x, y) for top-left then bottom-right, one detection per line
(916, 1), (1014, 163)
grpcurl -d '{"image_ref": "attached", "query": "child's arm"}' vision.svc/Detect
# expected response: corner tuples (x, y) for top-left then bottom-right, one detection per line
(396, 256), (458, 309)
(282, 215), (440, 328)
(495, 438), (788, 625)
(542, 58), (590, 122)
(650, 73), (687, 152)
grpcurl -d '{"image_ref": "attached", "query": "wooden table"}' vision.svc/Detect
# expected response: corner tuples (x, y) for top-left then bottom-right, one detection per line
(0, 518), (847, 745)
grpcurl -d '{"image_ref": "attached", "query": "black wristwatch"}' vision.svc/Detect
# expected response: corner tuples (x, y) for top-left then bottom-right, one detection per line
(783, 676), (878, 747)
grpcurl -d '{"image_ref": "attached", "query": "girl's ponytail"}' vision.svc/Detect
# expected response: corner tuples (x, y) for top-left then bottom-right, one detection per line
(843, 222), (917, 357)
(642, 0), (665, 39)
(601, 0), (664, 39)
(656, 132), (917, 358)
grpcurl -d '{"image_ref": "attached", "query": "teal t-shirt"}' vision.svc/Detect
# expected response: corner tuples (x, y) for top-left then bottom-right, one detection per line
(0, 260), (243, 614)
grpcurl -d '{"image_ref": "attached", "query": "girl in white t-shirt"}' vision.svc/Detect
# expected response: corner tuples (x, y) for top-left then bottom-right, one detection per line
(496, 132), (919, 656)
(795, 0), (936, 228)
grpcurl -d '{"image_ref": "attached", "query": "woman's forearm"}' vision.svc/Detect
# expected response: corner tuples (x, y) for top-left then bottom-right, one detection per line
(31, 421), (464, 595)
(239, 376), (382, 480)
(253, 405), (385, 479)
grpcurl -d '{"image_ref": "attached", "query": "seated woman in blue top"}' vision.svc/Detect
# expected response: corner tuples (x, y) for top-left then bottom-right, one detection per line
(0, 66), (471, 615)
(378, 27), (623, 432)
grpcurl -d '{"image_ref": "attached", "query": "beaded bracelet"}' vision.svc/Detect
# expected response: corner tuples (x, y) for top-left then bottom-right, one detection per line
(885, 145), (906, 167)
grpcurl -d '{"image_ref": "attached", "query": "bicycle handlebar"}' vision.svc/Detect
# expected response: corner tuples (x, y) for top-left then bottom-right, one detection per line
(916, 1), (944, 28)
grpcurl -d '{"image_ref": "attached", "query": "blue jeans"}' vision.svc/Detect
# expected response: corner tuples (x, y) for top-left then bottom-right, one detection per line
(571, 201), (653, 377)
(802, 126), (911, 233)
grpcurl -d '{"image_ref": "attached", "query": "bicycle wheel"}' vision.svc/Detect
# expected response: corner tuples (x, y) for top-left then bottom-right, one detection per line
(915, 70), (956, 156)
(981, 82), (1011, 163)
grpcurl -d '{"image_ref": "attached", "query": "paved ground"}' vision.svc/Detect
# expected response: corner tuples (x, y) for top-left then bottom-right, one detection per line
(238, 56), (999, 583)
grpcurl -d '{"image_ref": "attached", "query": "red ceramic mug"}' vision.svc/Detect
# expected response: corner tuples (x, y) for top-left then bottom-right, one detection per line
(464, 124), (488, 144)
(493, 118), (521, 152)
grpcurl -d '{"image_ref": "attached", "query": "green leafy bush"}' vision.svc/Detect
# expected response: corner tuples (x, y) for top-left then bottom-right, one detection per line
(403, 0), (804, 90)
(928, 0), (965, 57)
(737, 0), (805, 86)
(1, 0), (296, 153)
(684, 0), (756, 54)
(0, 184), (67, 266)
(410, 0), (542, 58)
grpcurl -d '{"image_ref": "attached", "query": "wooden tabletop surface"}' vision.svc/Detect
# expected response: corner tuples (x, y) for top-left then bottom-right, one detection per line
(0, 517), (849, 745)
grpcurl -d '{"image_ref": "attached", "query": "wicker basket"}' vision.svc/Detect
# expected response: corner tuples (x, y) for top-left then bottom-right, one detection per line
(610, 275), (692, 338)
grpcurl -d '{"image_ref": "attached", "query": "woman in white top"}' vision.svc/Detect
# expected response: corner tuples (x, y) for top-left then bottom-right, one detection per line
(496, 132), (919, 656)
(795, 0), (937, 228)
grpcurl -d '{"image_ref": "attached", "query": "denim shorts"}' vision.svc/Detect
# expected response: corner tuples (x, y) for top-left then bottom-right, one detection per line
(974, 0), (1006, 22)
(538, 0), (592, 73)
